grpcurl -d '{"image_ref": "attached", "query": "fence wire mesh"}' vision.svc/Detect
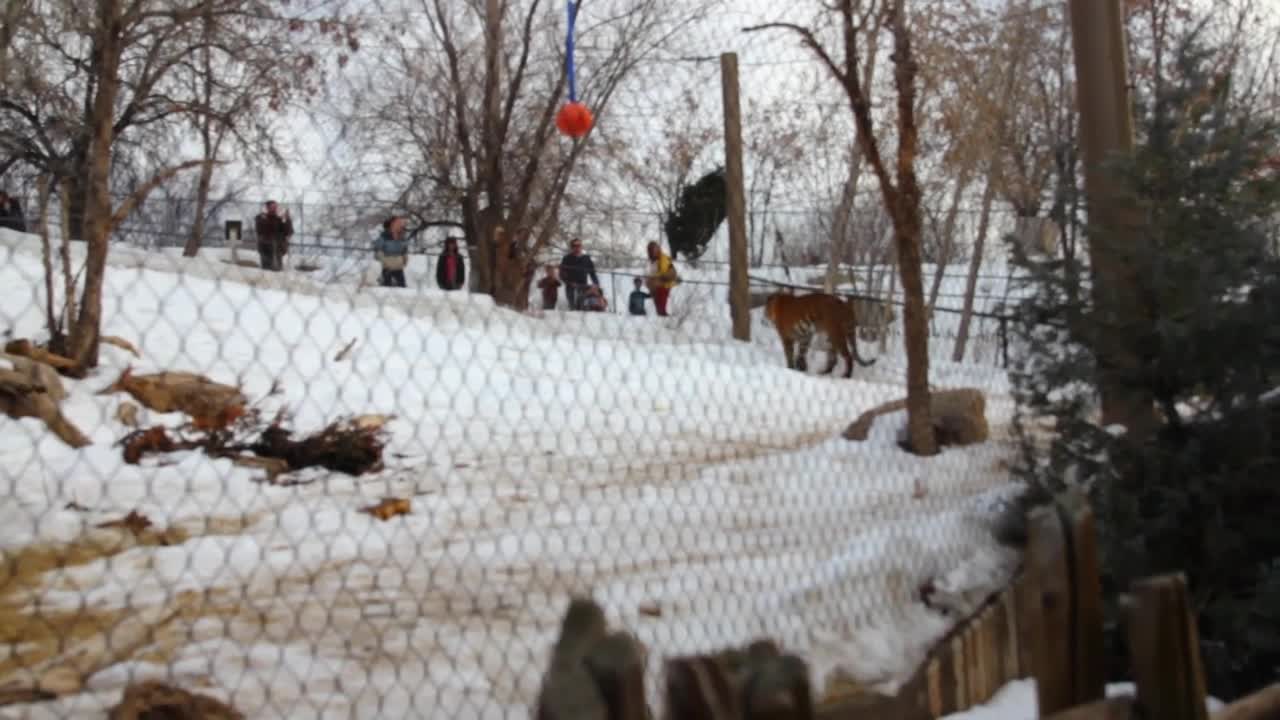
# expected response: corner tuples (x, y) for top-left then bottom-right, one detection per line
(0, 0), (1044, 717)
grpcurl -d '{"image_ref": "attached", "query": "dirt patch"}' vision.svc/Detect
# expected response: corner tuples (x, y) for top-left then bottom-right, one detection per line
(0, 515), (260, 693)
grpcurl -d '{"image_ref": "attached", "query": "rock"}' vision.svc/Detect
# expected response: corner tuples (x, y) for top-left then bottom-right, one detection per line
(931, 388), (989, 446)
(115, 401), (140, 427)
(844, 388), (989, 447)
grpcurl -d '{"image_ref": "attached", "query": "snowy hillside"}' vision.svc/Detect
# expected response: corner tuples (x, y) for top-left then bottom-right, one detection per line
(0, 229), (1021, 718)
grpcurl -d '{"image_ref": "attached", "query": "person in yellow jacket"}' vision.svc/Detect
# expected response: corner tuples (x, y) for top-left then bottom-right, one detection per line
(644, 241), (679, 316)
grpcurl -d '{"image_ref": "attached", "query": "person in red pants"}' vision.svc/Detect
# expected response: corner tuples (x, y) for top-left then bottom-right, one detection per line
(644, 241), (679, 316)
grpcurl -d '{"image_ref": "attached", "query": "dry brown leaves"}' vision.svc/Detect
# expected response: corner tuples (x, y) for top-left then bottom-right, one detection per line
(360, 497), (410, 521)
(95, 510), (153, 536)
(120, 427), (178, 465)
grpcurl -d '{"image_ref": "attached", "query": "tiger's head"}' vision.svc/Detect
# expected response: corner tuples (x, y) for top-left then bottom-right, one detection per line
(764, 292), (787, 325)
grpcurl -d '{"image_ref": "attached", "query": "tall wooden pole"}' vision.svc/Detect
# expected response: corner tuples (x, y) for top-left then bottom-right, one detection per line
(1067, 0), (1153, 439)
(721, 52), (750, 342)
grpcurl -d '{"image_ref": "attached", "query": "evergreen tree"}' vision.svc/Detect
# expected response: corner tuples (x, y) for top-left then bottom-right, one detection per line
(663, 167), (726, 260)
(1006, 35), (1280, 698)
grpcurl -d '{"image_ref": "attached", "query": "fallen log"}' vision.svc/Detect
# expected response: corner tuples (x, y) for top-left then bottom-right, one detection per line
(0, 364), (91, 449)
(3, 339), (83, 378)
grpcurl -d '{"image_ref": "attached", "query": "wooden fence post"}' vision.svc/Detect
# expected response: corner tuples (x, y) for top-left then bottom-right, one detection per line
(720, 51), (751, 343)
(536, 597), (648, 720)
(666, 641), (813, 720)
(1125, 573), (1209, 720)
(1022, 505), (1074, 714)
(1062, 492), (1107, 704)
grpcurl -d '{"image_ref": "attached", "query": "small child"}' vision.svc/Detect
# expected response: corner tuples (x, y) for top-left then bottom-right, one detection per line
(627, 277), (650, 316)
(581, 285), (607, 312)
(536, 264), (562, 310)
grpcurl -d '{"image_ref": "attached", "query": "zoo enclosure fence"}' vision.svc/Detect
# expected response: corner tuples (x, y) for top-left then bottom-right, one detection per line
(2, 235), (1018, 718)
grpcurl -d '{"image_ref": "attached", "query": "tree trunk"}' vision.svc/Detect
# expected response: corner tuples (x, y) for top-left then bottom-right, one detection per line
(36, 176), (57, 341)
(459, 193), (486, 294)
(893, 196), (936, 455)
(824, 27), (878, 293)
(184, 157), (215, 257)
(878, 223), (896, 355)
(926, 168), (971, 313)
(57, 181), (76, 352)
(952, 176), (996, 363)
(68, 0), (125, 370)
(825, 144), (864, 293)
(64, 143), (90, 242)
(184, 18), (217, 259)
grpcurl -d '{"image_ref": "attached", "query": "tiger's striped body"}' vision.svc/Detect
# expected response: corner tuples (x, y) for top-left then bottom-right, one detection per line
(764, 292), (877, 378)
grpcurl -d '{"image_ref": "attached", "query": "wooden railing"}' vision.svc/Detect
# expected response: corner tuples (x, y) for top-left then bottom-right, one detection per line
(532, 491), (1280, 719)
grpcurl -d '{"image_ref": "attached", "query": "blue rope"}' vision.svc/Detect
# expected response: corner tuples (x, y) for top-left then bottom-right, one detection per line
(565, 1), (577, 102)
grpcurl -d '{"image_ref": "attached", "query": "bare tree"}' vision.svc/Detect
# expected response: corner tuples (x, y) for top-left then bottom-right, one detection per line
(329, 0), (719, 308)
(0, 0), (354, 367)
(748, 0), (938, 455)
(183, 1), (329, 256)
(608, 85), (720, 236)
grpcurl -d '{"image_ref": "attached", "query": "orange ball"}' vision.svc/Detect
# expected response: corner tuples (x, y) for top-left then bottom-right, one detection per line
(556, 101), (594, 139)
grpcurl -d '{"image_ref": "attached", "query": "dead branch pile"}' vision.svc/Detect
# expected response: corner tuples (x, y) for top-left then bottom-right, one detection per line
(117, 409), (388, 481)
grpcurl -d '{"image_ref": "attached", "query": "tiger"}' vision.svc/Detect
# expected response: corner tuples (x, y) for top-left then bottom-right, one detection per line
(851, 297), (895, 342)
(764, 291), (877, 378)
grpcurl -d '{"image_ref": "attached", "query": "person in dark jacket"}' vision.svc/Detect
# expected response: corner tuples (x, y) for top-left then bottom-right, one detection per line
(254, 200), (293, 271)
(536, 264), (562, 310)
(628, 277), (650, 316)
(0, 190), (26, 233)
(436, 237), (466, 290)
(559, 238), (600, 310)
(373, 215), (410, 287)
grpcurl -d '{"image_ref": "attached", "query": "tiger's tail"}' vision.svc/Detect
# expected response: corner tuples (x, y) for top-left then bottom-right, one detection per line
(849, 335), (876, 367)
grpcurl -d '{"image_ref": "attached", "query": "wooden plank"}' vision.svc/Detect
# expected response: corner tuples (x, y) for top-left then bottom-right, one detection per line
(1014, 564), (1042, 681)
(1062, 491), (1107, 704)
(1125, 573), (1210, 720)
(1044, 696), (1136, 720)
(941, 626), (960, 713)
(1003, 584), (1021, 681)
(816, 584), (1028, 719)
(926, 657), (942, 716)
(665, 655), (739, 720)
(666, 644), (815, 720)
(997, 593), (1016, 693)
(741, 651), (814, 720)
(1025, 505), (1074, 714)
(978, 604), (996, 700)
(535, 597), (611, 720)
(583, 632), (648, 720)
(1212, 683), (1280, 720)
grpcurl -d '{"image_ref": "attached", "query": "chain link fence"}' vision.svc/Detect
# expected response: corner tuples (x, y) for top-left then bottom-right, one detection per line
(0, 0), (1046, 717)
(0, 221), (1023, 718)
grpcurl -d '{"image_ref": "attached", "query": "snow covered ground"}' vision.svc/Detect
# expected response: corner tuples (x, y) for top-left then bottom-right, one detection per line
(940, 679), (1226, 719)
(0, 229), (1021, 718)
